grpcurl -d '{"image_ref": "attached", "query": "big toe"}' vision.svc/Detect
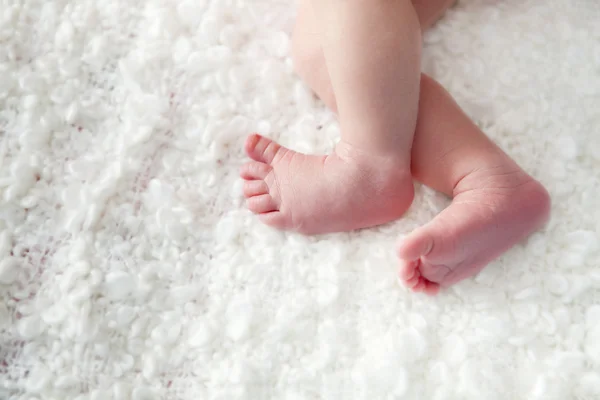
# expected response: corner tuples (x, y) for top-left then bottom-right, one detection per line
(246, 193), (279, 214)
(245, 133), (281, 164)
(243, 180), (269, 198)
(259, 211), (288, 231)
(397, 230), (434, 262)
(397, 229), (449, 293)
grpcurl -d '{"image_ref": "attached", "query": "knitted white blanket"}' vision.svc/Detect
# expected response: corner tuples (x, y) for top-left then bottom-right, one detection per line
(1, 0), (599, 399)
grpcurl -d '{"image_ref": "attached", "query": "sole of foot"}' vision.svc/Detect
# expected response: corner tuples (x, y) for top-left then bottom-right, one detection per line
(397, 167), (551, 295)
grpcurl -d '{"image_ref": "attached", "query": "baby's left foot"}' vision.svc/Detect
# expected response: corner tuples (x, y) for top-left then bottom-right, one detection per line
(240, 133), (414, 235)
(397, 164), (551, 295)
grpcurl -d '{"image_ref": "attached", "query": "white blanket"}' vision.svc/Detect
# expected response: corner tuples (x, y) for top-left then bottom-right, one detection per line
(1, 0), (600, 399)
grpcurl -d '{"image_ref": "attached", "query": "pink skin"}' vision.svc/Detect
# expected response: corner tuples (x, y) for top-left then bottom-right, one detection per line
(241, 0), (424, 235)
(240, 134), (412, 235)
(397, 161), (551, 295)
(240, 0), (551, 293)
(400, 75), (550, 294)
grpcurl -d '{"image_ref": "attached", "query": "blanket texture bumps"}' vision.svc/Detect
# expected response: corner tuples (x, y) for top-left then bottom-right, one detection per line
(1, 0), (599, 399)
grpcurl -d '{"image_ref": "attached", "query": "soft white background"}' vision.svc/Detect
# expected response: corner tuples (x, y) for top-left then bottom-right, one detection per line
(1, 0), (599, 399)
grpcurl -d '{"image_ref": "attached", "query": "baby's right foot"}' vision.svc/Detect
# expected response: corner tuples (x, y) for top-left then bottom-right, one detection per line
(240, 134), (414, 235)
(397, 162), (551, 295)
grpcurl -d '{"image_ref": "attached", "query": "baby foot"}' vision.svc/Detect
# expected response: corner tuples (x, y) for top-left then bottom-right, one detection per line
(397, 165), (551, 295)
(240, 133), (414, 235)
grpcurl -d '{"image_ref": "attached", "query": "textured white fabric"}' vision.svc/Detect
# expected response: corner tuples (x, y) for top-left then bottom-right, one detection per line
(1, 0), (600, 399)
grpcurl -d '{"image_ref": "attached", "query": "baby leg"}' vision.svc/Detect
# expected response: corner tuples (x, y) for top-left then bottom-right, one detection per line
(397, 75), (550, 294)
(292, 0), (456, 112)
(241, 0), (424, 234)
(285, 3), (550, 293)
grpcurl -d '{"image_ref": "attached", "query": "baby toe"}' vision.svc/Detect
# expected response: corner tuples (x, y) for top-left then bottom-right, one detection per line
(245, 133), (281, 164)
(422, 281), (440, 296)
(259, 211), (288, 230)
(244, 180), (269, 197)
(240, 161), (272, 180)
(419, 261), (453, 284)
(412, 278), (427, 292)
(404, 269), (422, 289)
(247, 194), (279, 214)
(398, 259), (419, 280)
